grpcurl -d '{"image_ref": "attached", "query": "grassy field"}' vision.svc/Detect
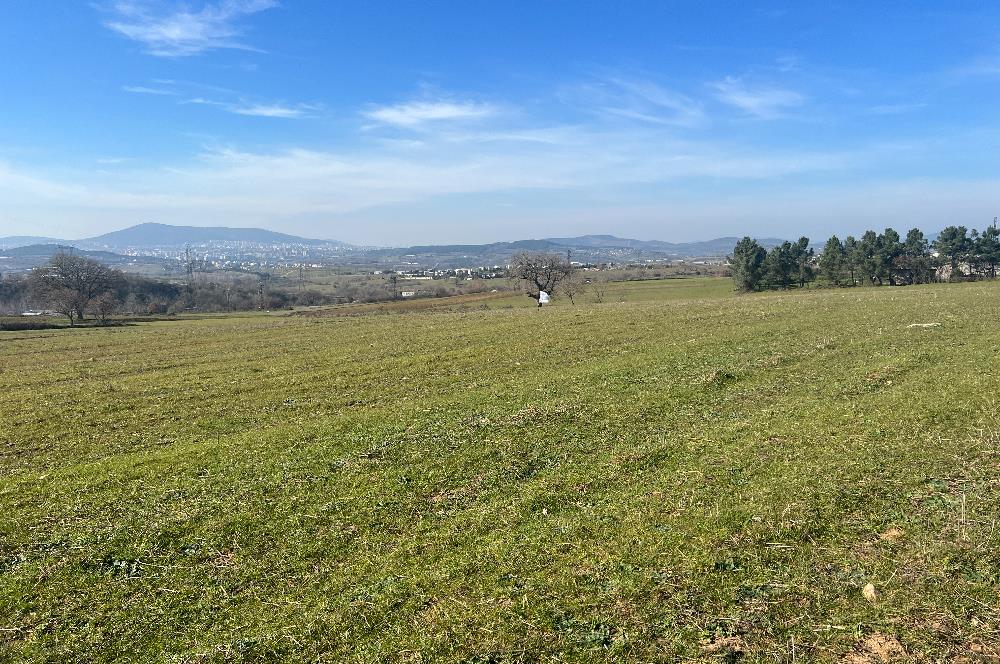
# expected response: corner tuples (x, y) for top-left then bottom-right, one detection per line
(2, 277), (999, 662)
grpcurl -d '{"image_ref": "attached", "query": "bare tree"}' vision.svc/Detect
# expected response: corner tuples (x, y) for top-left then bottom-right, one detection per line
(591, 281), (607, 303)
(508, 252), (574, 306)
(28, 253), (124, 325)
(95, 292), (119, 324)
(561, 273), (586, 305)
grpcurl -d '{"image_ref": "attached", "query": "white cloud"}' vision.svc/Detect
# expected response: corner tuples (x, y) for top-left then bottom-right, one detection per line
(559, 77), (706, 128)
(5, 79), (988, 243)
(184, 97), (312, 118)
(103, 0), (277, 57)
(710, 77), (805, 118)
(0, 125), (855, 234)
(230, 103), (308, 118)
(4, 147), (996, 244)
(122, 77), (315, 119)
(122, 85), (177, 95)
(364, 100), (499, 128)
(774, 55), (801, 73)
(599, 78), (706, 127)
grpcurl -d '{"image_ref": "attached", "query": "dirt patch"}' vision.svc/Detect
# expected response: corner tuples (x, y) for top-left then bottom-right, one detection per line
(879, 527), (905, 543)
(700, 635), (745, 657)
(843, 633), (906, 663)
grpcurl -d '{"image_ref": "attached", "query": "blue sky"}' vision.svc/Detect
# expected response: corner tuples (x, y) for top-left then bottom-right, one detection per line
(1, 1), (999, 244)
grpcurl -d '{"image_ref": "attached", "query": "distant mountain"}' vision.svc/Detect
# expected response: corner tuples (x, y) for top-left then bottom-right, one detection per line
(377, 234), (785, 263)
(359, 234), (789, 269)
(543, 234), (785, 254)
(80, 222), (340, 249)
(2, 225), (782, 258)
(544, 234), (647, 249)
(391, 239), (559, 255)
(0, 235), (66, 249)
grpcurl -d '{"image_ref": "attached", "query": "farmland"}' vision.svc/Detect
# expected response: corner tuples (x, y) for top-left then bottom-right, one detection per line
(2, 277), (999, 661)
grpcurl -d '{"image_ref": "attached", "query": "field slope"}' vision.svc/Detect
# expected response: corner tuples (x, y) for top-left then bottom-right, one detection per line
(2, 278), (999, 662)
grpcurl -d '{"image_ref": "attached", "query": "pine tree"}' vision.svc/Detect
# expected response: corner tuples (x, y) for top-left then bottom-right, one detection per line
(878, 228), (902, 284)
(933, 226), (971, 281)
(729, 237), (767, 292)
(843, 236), (859, 285)
(856, 231), (881, 285)
(791, 237), (814, 287)
(975, 224), (1000, 279)
(819, 235), (846, 285)
(763, 241), (796, 289)
(900, 228), (933, 284)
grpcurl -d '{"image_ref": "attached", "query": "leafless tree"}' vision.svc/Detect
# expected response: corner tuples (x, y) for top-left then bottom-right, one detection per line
(28, 253), (124, 325)
(561, 274), (586, 305)
(95, 292), (118, 324)
(591, 281), (607, 303)
(508, 252), (574, 305)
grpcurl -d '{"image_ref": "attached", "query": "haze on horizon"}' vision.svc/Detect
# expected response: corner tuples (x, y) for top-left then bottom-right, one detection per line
(2, 1), (999, 246)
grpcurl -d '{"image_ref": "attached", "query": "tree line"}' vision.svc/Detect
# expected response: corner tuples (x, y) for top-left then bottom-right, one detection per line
(1, 253), (521, 324)
(0, 254), (345, 324)
(730, 224), (1000, 292)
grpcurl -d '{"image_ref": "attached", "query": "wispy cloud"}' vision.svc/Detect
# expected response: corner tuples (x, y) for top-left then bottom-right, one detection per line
(229, 103), (308, 118)
(0, 126), (856, 225)
(597, 78), (705, 127)
(122, 85), (177, 95)
(364, 100), (499, 128)
(8, 100), (987, 243)
(185, 97), (314, 118)
(774, 55), (802, 73)
(951, 54), (1000, 79)
(124, 79), (314, 118)
(0, 133), (953, 244)
(710, 76), (805, 118)
(103, 0), (278, 57)
(558, 76), (706, 128)
(867, 102), (927, 115)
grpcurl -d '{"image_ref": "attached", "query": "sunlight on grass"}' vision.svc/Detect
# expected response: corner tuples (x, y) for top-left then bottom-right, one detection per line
(2, 277), (999, 660)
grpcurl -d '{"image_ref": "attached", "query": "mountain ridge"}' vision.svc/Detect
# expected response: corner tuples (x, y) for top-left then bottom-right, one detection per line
(0, 235), (66, 249)
(1, 224), (786, 256)
(82, 222), (342, 248)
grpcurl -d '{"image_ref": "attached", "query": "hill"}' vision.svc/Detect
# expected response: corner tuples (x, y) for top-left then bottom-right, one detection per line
(0, 235), (66, 249)
(366, 234), (787, 268)
(0, 243), (126, 261)
(2, 277), (998, 660)
(0, 244), (162, 274)
(543, 234), (785, 254)
(80, 222), (338, 249)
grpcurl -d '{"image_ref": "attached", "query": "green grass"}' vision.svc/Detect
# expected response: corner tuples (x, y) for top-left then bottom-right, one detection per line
(2, 277), (999, 662)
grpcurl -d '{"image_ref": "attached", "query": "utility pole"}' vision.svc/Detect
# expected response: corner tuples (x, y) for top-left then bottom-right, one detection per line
(184, 244), (193, 287)
(258, 272), (270, 310)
